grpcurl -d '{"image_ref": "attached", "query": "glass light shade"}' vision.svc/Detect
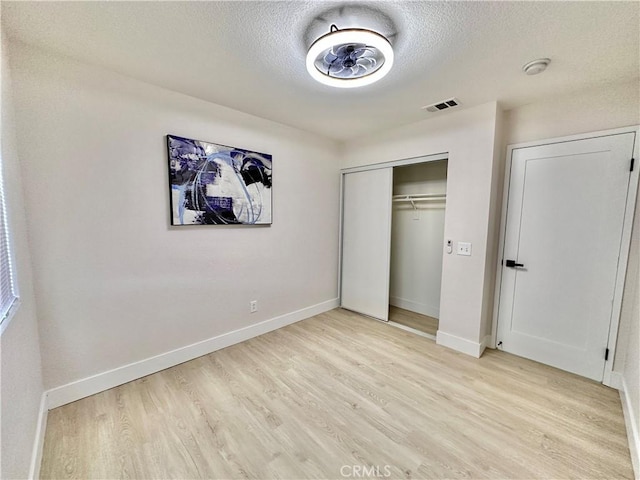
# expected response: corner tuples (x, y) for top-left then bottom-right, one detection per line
(306, 28), (394, 88)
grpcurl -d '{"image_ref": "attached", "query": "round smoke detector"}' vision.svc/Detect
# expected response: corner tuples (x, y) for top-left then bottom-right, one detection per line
(522, 58), (551, 75)
(306, 25), (394, 88)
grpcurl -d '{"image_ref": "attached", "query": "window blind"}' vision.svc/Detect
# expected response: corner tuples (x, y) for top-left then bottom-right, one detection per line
(0, 161), (17, 327)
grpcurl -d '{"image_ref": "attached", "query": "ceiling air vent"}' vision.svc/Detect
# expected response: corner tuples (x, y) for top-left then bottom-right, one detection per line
(422, 98), (461, 113)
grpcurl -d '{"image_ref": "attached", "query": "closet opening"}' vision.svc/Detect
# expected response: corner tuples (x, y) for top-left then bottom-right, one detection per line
(339, 152), (448, 335)
(388, 159), (447, 338)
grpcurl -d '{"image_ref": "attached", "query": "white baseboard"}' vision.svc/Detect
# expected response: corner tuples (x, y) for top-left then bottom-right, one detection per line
(609, 371), (624, 390)
(619, 376), (640, 479)
(479, 334), (491, 356)
(389, 296), (439, 318)
(28, 393), (48, 480)
(436, 330), (484, 358)
(46, 298), (339, 410)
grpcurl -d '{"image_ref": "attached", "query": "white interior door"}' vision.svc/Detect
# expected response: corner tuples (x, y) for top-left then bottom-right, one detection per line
(497, 132), (637, 381)
(341, 168), (393, 321)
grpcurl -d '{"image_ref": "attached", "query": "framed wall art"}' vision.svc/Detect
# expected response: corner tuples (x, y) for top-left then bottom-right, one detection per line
(167, 134), (272, 225)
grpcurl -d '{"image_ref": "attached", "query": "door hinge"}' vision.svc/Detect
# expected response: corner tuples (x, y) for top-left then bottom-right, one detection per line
(605, 348), (610, 361)
(631, 158), (635, 172)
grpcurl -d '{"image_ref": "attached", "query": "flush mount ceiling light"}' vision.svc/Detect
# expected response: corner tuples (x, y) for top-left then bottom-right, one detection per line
(522, 58), (551, 75)
(306, 24), (394, 88)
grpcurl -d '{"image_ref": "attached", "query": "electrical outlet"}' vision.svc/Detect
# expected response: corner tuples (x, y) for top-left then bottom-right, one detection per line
(457, 242), (472, 256)
(250, 300), (258, 313)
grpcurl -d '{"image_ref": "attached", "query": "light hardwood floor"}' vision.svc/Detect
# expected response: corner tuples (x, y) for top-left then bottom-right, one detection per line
(389, 306), (439, 336)
(40, 309), (633, 479)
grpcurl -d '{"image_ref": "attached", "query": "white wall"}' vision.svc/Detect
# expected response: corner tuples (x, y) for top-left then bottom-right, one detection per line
(9, 41), (341, 392)
(390, 161), (447, 318)
(503, 79), (640, 476)
(342, 102), (501, 355)
(0, 33), (44, 479)
(505, 80), (639, 145)
(616, 192), (639, 476)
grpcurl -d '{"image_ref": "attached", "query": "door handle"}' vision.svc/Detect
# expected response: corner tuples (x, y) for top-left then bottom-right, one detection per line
(505, 259), (524, 268)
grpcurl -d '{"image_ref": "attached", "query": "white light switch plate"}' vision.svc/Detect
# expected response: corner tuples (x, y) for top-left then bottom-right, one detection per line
(457, 242), (472, 256)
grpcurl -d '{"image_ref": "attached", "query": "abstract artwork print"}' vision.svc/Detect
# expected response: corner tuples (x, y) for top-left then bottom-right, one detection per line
(167, 135), (272, 225)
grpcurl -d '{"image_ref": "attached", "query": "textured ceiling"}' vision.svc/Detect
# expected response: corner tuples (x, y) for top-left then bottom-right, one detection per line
(2, 1), (639, 141)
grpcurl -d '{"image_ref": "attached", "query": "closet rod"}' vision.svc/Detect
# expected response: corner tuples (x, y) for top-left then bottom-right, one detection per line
(392, 194), (446, 210)
(392, 194), (446, 201)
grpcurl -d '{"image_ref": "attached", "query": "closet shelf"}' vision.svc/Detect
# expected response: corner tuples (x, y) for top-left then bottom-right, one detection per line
(392, 193), (446, 209)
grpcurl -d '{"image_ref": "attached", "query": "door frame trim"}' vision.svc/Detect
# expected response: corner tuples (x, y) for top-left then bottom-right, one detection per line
(491, 125), (640, 387)
(340, 152), (448, 175)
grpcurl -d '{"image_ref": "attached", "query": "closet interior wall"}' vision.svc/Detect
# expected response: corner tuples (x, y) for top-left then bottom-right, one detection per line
(390, 160), (448, 321)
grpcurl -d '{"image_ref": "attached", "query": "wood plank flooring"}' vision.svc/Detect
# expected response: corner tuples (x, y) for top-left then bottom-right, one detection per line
(40, 308), (633, 479)
(389, 306), (439, 336)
